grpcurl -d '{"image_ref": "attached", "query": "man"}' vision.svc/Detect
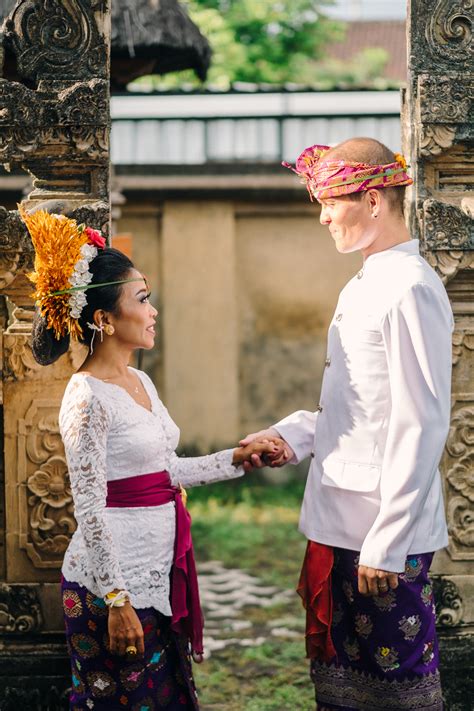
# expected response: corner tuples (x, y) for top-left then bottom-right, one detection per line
(242, 138), (452, 710)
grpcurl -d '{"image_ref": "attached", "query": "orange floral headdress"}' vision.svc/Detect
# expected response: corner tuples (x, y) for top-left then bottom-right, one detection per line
(283, 144), (413, 201)
(20, 207), (108, 341)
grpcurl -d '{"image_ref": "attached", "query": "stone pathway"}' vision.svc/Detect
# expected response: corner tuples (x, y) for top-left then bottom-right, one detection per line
(198, 561), (303, 656)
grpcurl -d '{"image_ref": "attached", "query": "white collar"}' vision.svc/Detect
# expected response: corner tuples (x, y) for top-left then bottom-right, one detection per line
(364, 240), (419, 266)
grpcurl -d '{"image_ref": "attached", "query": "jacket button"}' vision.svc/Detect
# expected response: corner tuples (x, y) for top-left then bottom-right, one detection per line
(325, 357), (331, 367)
(357, 270), (364, 279)
(316, 405), (323, 412)
(336, 313), (342, 322)
(311, 452), (315, 458)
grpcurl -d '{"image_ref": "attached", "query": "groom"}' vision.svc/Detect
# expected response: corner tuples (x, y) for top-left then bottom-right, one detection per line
(242, 137), (452, 710)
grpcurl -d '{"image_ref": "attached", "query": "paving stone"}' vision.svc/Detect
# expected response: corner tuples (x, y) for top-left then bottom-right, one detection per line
(198, 560), (298, 656)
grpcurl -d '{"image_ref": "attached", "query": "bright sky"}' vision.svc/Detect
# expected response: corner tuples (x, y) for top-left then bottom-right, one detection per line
(324, 0), (406, 21)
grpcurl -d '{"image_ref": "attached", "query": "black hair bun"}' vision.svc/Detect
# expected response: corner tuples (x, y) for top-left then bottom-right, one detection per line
(31, 310), (70, 366)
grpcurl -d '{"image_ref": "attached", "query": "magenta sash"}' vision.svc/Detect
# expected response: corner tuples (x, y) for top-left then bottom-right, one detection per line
(106, 470), (204, 655)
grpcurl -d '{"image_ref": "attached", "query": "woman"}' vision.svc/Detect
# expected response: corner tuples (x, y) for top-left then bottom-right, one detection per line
(23, 208), (282, 711)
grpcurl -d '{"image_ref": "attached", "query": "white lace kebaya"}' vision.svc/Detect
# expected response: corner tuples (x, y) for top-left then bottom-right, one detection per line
(59, 367), (243, 616)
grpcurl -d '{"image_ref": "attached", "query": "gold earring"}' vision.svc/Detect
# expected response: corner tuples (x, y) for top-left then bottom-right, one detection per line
(104, 324), (115, 336)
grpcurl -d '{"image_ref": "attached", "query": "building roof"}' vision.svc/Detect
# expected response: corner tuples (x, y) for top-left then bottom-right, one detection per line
(326, 0), (406, 21)
(110, 0), (211, 88)
(328, 20), (407, 82)
(109, 90), (402, 167)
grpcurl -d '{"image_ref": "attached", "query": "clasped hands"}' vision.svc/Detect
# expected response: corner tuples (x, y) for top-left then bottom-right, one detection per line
(232, 427), (294, 469)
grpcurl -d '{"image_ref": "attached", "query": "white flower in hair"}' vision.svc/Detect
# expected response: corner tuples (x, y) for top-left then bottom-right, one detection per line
(67, 239), (98, 322)
(74, 258), (90, 274)
(70, 291), (88, 319)
(80, 243), (98, 261)
(70, 270), (93, 287)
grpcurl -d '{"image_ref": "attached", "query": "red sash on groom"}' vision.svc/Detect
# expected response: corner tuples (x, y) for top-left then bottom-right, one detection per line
(297, 540), (336, 663)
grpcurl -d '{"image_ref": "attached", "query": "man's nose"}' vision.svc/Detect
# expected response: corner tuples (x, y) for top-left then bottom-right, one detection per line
(320, 207), (330, 225)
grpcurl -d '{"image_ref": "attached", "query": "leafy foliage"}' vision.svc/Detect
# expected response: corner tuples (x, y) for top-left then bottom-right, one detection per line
(303, 46), (392, 89)
(132, 0), (345, 89)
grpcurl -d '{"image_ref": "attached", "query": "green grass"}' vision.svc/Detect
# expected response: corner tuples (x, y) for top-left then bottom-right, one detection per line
(188, 473), (315, 710)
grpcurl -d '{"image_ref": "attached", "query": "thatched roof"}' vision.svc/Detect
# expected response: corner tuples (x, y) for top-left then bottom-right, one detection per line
(111, 0), (211, 88)
(1, 0), (211, 88)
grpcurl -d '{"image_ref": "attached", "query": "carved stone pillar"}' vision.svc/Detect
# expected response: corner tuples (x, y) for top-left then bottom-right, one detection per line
(0, 1), (111, 706)
(403, 3), (473, 708)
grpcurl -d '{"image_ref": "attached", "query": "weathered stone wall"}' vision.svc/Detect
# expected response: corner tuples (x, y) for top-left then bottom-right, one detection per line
(116, 199), (361, 451)
(0, 1), (111, 706)
(403, 2), (474, 707)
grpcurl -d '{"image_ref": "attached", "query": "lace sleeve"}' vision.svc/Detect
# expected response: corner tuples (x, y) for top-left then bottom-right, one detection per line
(167, 449), (244, 488)
(60, 377), (126, 596)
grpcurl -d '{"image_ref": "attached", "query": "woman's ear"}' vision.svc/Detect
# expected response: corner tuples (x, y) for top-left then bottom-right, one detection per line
(92, 309), (106, 329)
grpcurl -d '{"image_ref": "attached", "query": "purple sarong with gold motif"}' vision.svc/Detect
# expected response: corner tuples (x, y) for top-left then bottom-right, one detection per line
(62, 577), (199, 710)
(311, 548), (443, 711)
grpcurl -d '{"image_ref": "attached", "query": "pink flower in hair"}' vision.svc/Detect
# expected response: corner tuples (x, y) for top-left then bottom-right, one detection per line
(84, 226), (106, 249)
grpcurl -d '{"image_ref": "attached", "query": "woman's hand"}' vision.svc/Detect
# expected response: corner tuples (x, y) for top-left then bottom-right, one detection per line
(232, 437), (288, 467)
(108, 602), (145, 656)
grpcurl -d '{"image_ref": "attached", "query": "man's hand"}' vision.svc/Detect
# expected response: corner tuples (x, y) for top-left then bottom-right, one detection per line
(239, 428), (295, 471)
(358, 565), (399, 597)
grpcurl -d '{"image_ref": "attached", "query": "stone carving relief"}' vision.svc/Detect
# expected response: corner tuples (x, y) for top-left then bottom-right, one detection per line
(1, 686), (69, 710)
(452, 330), (474, 366)
(4, 0), (108, 83)
(419, 74), (473, 125)
(427, 0), (473, 64)
(432, 577), (464, 627)
(0, 583), (42, 633)
(424, 250), (474, 284)
(419, 126), (457, 157)
(0, 79), (110, 197)
(445, 403), (474, 559)
(0, 208), (33, 291)
(18, 400), (76, 568)
(0, 2), (111, 206)
(422, 199), (474, 250)
(27, 455), (74, 562)
(2, 335), (41, 381)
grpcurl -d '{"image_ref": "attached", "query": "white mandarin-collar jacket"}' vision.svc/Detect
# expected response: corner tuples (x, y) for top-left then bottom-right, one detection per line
(274, 240), (453, 572)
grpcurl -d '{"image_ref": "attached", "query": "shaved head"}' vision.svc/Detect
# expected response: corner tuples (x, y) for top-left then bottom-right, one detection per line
(324, 137), (407, 214)
(323, 137), (397, 165)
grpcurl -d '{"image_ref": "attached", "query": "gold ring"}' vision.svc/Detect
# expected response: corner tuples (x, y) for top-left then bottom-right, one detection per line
(125, 645), (138, 655)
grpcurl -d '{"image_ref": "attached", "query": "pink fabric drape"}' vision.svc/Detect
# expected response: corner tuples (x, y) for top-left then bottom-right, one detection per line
(106, 470), (204, 655)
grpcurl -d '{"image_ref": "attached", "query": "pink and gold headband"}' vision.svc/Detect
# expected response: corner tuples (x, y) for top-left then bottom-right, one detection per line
(283, 144), (413, 201)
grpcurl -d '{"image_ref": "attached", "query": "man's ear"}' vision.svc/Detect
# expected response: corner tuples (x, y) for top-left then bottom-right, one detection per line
(367, 189), (382, 215)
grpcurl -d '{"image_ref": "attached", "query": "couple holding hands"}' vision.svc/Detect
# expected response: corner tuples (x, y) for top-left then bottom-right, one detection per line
(23, 135), (451, 710)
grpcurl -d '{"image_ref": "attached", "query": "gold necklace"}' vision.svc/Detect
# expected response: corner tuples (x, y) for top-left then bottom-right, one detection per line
(102, 375), (144, 401)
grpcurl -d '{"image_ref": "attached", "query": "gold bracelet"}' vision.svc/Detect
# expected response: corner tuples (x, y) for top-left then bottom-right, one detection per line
(104, 590), (130, 608)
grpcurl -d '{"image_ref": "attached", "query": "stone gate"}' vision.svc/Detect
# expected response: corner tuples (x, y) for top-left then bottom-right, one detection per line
(0, 0), (472, 708)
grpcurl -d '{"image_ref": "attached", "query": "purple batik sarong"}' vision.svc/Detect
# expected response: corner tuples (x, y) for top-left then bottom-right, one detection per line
(62, 578), (199, 710)
(311, 549), (443, 711)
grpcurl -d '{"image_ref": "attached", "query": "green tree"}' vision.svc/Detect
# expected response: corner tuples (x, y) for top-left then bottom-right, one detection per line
(132, 0), (344, 90)
(297, 47), (395, 89)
